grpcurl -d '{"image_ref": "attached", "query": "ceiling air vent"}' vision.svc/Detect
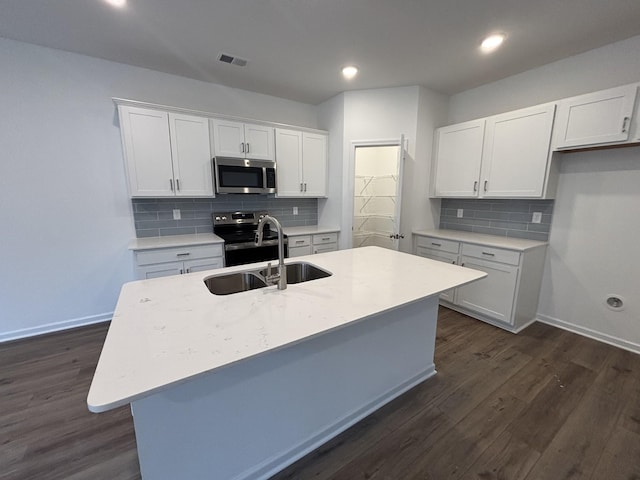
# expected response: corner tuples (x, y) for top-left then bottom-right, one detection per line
(218, 53), (248, 67)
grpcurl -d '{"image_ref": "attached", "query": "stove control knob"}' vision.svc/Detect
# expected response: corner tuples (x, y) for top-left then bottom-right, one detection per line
(215, 216), (221, 221)
(221, 216), (227, 220)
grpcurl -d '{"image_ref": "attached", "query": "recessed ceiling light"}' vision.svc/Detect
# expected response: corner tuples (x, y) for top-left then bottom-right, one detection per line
(104, 0), (127, 8)
(480, 33), (506, 53)
(342, 65), (358, 80)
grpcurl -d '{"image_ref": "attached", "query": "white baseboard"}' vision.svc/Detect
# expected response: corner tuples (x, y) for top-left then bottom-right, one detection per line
(0, 312), (113, 343)
(536, 314), (640, 355)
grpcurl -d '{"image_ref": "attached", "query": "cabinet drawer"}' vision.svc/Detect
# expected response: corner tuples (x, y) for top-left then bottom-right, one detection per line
(461, 243), (520, 266)
(288, 235), (311, 247)
(416, 247), (458, 265)
(415, 236), (460, 254)
(135, 244), (223, 266)
(313, 233), (338, 245)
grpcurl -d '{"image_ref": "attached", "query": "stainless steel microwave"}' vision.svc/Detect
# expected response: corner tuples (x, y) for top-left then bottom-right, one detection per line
(213, 157), (277, 194)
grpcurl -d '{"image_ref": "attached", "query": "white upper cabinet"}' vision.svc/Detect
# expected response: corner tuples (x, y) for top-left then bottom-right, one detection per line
(168, 113), (214, 197)
(275, 128), (327, 197)
(432, 119), (485, 197)
(301, 132), (328, 197)
(432, 104), (556, 199)
(211, 119), (275, 160)
(553, 84), (638, 149)
(119, 105), (213, 197)
(480, 103), (556, 198)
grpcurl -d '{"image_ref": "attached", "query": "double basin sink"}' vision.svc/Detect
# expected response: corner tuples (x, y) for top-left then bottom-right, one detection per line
(204, 262), (332, 295)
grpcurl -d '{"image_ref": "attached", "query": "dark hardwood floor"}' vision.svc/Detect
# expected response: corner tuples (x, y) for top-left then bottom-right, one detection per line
(2, 308), (639, 479)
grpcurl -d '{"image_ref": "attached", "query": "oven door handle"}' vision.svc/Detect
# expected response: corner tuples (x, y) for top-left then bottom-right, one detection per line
(224, 238), (288, 251)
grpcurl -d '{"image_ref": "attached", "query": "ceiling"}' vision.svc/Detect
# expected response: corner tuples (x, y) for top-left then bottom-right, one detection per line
(2, 0), (640, 105)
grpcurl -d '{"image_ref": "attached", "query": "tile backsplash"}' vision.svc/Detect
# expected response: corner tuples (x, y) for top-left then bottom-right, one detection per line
(439, 198), (554, 241)
(132, 196), (318, 238)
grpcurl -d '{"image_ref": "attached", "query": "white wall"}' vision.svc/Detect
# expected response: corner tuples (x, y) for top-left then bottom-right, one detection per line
(449, 35), (640, 123)
(317, 93), (345, 229)
(322, 86), (447, 252)
(447, 34), (640, 352)
(0, 38), (317, 341)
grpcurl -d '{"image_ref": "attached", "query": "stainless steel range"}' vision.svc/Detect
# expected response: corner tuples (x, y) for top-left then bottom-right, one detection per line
(213, 211), (288, 267)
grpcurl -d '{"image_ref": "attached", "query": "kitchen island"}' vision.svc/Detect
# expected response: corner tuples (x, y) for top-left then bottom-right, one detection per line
(88, 246), (485, 480)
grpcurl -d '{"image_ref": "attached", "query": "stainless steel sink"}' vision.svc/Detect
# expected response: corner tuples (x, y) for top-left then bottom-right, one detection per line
(204, 271), (268, 295)
(258, 262), (332, 285)
(204, 262), (332, 295)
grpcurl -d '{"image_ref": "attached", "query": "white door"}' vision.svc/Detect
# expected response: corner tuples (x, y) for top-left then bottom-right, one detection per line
(119, 106), (174, 197)
(456, 256), (518, 324)
(352, 140), (404, 251)
(433, 119), (485, 197)
(480, 103), (556, 198)
(169, 113), (214, 197)
(211, 119), (245, 158)
(301, 132), (327, 197)
(554, 84), (637, 149)
(244, 123), (275, 160)
(275, 128), (303, 197)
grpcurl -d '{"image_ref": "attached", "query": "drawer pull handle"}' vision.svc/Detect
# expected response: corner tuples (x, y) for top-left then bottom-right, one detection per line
(482, 252), (495, 256)
(295, 240), (305, 244)
(622, 116), (630, 133)
(322, 237), (330, 241)
(473, 181), (478, 192)
(176, 253), (190, 257)
(484, 180), (488, 192)
(431, 242), (441, 247)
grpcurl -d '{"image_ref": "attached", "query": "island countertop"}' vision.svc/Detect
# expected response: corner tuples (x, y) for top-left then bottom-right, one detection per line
(87, 246), (485, 413)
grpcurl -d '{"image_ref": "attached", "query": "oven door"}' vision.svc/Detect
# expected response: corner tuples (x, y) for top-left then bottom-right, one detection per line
(214, 157), (276, 194)
(224, 240), (289, 267)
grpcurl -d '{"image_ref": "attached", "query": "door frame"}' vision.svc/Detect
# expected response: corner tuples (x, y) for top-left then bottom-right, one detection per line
(345, 138), (405, 249)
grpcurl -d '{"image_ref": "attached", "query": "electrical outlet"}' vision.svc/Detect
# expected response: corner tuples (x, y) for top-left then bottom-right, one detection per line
(173, 209), (181, 220)
(293, 206), (298, 215)
(532, 212), (542, 224)
(457, 209), (463, 218)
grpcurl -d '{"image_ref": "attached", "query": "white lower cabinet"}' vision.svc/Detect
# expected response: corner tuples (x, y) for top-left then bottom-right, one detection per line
(456, 256), (518, 324)
(134, 244), (224, 280)
(413, 233), (547, 333)
(288, 232), (338, 258)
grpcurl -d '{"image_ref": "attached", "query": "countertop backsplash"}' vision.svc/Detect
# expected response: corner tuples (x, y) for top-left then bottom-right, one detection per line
(132, 197), (318, 238)
(439, 198), (554, 242)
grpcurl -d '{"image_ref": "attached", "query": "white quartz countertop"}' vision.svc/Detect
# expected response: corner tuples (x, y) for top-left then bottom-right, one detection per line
(413, 229), (547, 251)
(87, 246), (485, 413)
(129, 233), (224, 251)
(282, 226), (340, 236)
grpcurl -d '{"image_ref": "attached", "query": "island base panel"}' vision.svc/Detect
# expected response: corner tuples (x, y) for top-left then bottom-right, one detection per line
(131, 296), (439, 480)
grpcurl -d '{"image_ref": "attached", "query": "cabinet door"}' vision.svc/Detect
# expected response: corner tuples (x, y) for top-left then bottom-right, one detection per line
(313, 244), (337, 254)
(415, 247), (457, 302)
(302, 133), (328, 197)
(275, 128), (303, 197)
(168, 113), (213, 197)
(119, 106), (174, 197)
(433, 119), (485, 197)
(211, 119), (245, 158)
(137, 262), (184, 280)
(456, 256), (518, 324)
(554, 84), (638, 149)
(288, 245), (312, 257)
(481, 104), (556, 198)
(183, 257), (224, 273)
(244, 124), (275, 161)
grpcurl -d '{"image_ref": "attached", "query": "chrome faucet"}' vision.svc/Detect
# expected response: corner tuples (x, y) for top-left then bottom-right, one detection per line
(255, 215), (287, 290)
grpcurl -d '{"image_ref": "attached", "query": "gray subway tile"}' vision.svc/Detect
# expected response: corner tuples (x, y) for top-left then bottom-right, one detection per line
(472, 226), (508, 236)
(136, 228), (161, 238)
(159, 227), (197, 236)
(507, 230), (549, 241)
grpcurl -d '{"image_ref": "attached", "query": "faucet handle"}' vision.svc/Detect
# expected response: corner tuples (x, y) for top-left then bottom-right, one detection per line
(267, 262), (272, 276)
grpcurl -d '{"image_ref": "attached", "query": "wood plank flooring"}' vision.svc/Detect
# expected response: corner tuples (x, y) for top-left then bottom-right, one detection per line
(1, 307), (639, 479)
